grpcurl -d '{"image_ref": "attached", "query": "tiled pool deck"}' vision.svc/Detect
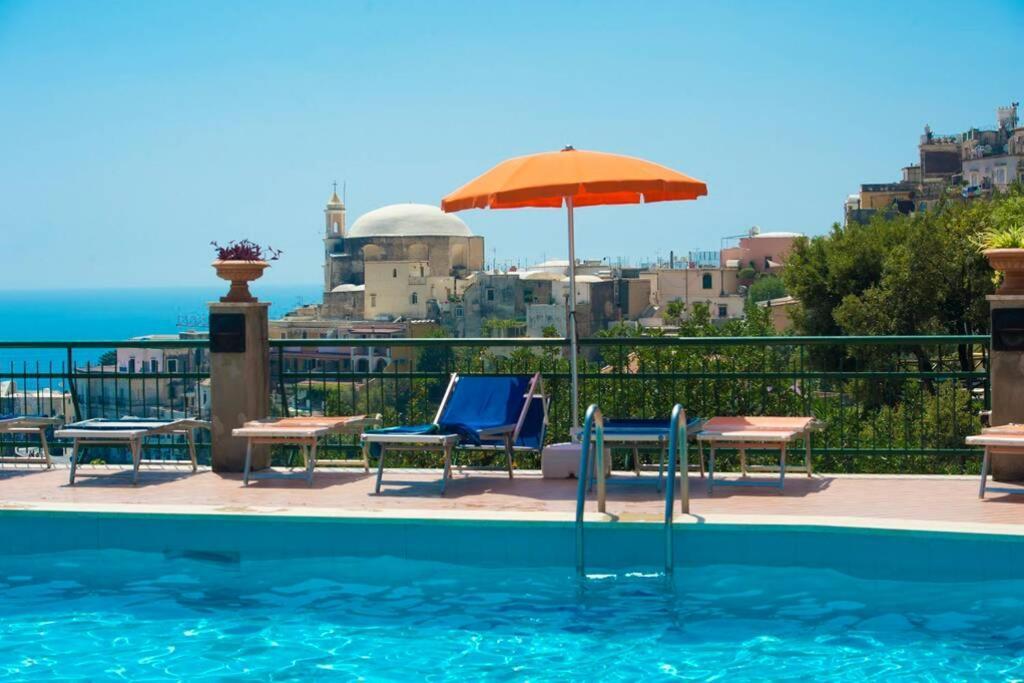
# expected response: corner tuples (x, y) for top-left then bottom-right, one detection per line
(1, 465), (1023, 534)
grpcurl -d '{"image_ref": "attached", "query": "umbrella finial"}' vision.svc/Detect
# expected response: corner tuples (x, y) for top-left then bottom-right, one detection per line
(561, 145), (575, 152)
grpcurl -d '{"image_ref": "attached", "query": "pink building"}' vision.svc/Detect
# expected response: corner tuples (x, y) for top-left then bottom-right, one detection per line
(721, 230), (802, 272)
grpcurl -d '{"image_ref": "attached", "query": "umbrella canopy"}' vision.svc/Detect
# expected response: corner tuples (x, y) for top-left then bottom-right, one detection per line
(441, 146), (707, 438)
(441, 147), (707, 211)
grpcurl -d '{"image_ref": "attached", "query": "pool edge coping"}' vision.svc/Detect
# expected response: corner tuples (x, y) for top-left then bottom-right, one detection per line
(2, 499), (1024, 538)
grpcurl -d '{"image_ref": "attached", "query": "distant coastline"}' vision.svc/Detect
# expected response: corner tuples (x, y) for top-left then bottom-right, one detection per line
(0, 283), (320, 367)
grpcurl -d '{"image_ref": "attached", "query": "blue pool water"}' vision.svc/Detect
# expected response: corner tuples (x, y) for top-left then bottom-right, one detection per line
(2, 513), (1024, 681)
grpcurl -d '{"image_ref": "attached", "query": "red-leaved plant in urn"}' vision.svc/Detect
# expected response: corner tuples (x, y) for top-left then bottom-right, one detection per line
(210, 241), (282, 302)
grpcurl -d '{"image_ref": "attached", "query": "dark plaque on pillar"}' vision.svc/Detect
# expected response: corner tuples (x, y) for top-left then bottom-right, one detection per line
(209, 313), (246, 353)
(992, 308), (1024, 352)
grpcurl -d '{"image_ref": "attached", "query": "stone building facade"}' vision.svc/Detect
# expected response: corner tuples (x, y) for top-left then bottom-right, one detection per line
(321, 195), (484, 319)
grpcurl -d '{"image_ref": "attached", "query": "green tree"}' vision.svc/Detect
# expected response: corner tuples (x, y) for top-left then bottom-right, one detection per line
(784, 188), (1024, 339)
(747, 275), (787, 303)
(664, 299), (685, 325)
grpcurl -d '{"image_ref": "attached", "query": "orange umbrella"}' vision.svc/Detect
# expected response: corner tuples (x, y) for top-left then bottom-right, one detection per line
(442, 146), (708, 435)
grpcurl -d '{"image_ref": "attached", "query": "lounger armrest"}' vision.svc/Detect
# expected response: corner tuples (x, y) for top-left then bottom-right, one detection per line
(173, 419), (212, 431)
(476, 423), (518, 439)
(360, 432), (460, 445)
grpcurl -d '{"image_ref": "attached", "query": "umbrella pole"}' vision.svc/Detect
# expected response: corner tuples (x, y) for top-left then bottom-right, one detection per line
(566, 196), (580, 441)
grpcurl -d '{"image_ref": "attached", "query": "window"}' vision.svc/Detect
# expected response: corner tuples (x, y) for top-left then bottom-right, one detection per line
(524, 289), (534, 304)
(127, 358), (136, 373)
(166, 358), (178, 373)
(150, 359), (159, 373)
(702, 273), (713, 290)
(410, 292), (418, 304)
(996, 168), (1006, 186)
(392, 268), (398, 278)
(370, 294), (377, 307)
(455, 306), (464, 318)
(486, 288), (495, 302)
(419, 266), (424, 277)
(718, 304), (728, 319)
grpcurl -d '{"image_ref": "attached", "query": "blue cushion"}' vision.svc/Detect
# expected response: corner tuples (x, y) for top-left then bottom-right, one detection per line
(438, 376), (531, 446)
(603, 417), (703, 437)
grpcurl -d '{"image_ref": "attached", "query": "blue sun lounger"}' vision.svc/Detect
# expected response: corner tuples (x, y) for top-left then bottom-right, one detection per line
(362, 373), (547, 494)
(577, 416), (706, 490)
(0, 415), (61, 468)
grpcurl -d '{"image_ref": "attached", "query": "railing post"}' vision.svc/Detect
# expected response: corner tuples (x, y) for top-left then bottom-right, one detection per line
(988, 294), (1024, 480)
(276, 344), (289, 417)
(66, 345), (81, 421)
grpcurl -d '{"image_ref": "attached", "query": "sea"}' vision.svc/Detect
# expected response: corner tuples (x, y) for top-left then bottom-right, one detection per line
(0, 284), (321, 370)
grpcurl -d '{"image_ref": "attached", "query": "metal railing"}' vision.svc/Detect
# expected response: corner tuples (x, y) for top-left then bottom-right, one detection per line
(0, 339), (210, 463)
(1, 334), (989, 471)
(269, 334), (989, 472)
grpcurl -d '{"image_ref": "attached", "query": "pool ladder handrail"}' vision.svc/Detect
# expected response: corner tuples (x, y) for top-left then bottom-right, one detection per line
(574, 403), (690, 576)
(663, 403), (690, 575)
(575, 404), (604, 575)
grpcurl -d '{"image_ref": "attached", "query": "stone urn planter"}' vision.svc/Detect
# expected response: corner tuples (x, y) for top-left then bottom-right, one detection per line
(984, 249), (1024, 295)
(212, 260), (269, 303)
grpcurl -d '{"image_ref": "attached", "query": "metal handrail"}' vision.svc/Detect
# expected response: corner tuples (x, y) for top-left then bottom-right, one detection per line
(663, 403), (690, 575)
(574, 403), (604, 576)
(575, 403), (688, 576)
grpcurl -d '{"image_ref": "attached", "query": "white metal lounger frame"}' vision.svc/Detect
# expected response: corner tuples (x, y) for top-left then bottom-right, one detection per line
(234, 414), (383, 487)
(363, 373), (545, 495)
(57, 419), (210, 485)
(0, 416), (61, 468)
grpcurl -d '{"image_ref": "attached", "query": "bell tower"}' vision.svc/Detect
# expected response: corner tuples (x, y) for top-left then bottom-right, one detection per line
(324, 183), (346, 292)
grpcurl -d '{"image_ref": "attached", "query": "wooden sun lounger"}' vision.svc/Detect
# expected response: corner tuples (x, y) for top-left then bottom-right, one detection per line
(697, 416), (821, 494)
(233, 415), (382, 486)
(0, 416), (61, 468)
(966, 424), (1024, 498)
(56, 418), (211, 485)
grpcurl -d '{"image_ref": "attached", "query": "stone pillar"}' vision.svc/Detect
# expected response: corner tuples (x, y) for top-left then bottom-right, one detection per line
(209, 302), (270, 472)
(988, 295), (1024, 481)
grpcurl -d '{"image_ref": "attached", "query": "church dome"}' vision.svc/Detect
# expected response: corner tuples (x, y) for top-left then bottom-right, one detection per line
(348, 203), (473, 239)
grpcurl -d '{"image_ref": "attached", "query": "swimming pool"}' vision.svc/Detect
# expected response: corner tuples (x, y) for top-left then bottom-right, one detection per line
(2, 511), (1023, 680)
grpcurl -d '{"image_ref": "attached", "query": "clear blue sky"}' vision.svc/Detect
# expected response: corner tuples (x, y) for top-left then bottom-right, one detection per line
(1, 0), (1021, 289)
